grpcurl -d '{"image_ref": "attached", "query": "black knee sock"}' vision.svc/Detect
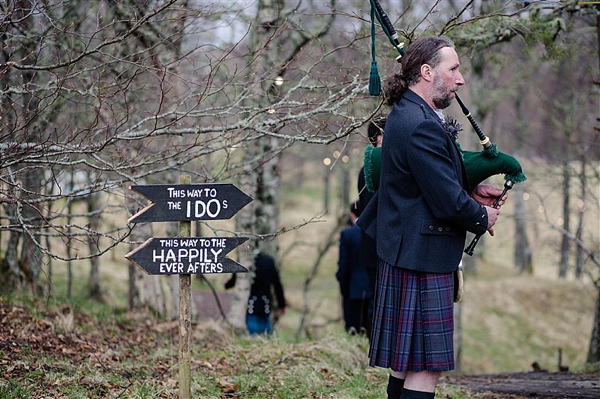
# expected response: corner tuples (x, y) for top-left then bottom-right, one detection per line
(386, 374), (405, 399)
(400, 388), (435, 399)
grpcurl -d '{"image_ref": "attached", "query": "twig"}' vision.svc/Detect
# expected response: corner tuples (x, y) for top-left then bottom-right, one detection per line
(295, 212), (346, 341)
(200, 275), (232, 326)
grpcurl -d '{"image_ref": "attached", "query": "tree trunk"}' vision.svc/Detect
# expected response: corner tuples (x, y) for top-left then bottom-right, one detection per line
(575, 158), (586, 279)
(227, 0), (284, 330)
(125, 183), (166, 316)
(324, 167), (331, 214)
(587, 285), (600, 363)
(19, 182), (44, 295)
(255, 137), (283, 331)
(2, 196), (22, 292)
(583, 9), (598, 365)
(514, 183), (532, 274)
(558, 160), (570, 278)
(512, 76), (532, 274)
(13, 0), (43, 296)
(227, 159), (257, 330)
(87, 191), (103, 301)
(465, 2), (492, 264)
(255, 136), (282, 258)
(66, 171), (75, 299)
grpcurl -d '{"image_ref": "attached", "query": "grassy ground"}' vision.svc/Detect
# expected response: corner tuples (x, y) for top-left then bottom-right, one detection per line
(1, 156), (598, 397)
(0, 294), (383, 398)
(1, 285), (596, 399)
(1, 233), (596, 398)
(0, 295), (530, 399)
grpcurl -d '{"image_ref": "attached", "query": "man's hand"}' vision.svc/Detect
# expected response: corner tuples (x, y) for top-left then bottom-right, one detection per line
(484, 206), (499, 236)
(472, 184), (507, 208)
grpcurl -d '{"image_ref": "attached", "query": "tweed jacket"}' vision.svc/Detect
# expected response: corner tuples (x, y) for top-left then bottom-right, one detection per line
(357, 90), (488, 273)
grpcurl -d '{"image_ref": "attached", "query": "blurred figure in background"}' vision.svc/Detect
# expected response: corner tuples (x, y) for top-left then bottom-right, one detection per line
(336, 202), (370, 336)
(357, 118), (386, 340)
(225, 245), (286, 335)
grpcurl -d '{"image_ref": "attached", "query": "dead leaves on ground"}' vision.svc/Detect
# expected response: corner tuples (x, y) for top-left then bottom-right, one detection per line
(0, 301), (175, 397)
(0, 300), (374, 398)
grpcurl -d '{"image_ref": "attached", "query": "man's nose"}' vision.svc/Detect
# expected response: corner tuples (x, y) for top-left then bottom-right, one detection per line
(456, 71), (465, 86)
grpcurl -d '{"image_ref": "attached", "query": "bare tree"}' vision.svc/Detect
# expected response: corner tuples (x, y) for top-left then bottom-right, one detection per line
(0, 1), (374, 302)
(1, 3), (597, 353)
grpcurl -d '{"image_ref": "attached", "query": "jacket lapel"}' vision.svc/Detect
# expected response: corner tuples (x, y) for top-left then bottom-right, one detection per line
(404, 91), (469, 191)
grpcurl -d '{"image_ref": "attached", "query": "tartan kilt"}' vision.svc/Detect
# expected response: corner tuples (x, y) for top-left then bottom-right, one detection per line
(369, 259), (455, 372)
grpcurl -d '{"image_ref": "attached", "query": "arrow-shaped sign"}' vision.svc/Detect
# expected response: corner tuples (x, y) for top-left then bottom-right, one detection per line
(125, 236), (249, 275)
(127, 184), (253, 223)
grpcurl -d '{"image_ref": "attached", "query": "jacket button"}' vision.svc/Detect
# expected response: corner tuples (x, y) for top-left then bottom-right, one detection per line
(438, 227), (443, 232)
(445, 227), (450, 231)
(429, 225), (434, 231)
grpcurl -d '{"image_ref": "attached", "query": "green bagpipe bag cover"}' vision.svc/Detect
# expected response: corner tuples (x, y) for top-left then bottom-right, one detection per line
(363, 144), (526, 193)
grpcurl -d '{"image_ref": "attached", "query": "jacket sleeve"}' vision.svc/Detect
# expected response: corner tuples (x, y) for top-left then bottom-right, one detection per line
(406, 120), (488, 235)
(356, 190), (379, 241)
(270, 262), (286, 310)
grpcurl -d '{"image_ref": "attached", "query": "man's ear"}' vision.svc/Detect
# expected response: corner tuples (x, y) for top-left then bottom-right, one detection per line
(420, 64), (434, 82)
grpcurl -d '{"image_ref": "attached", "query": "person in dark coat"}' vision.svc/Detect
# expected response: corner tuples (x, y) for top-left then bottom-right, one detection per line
(225, 249), (286, 335)
(336, 203), (370, 336)
(357, 36), (505, 399)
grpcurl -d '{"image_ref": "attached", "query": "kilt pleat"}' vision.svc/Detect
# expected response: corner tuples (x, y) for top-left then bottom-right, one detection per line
(369, 259), (455, 372)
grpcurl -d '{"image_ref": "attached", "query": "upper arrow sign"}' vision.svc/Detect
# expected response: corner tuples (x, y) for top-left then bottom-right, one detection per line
(127, 183), (253, 223)
(125, 236), (249, 275)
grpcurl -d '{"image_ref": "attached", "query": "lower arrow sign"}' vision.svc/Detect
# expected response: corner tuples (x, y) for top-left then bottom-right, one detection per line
(125, 237), (249, 275)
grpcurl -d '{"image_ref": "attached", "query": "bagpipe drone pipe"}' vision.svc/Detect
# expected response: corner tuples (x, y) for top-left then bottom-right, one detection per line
(366, 0), (527, 256)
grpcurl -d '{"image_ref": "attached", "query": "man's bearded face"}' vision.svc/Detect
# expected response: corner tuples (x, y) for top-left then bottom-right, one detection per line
(432, 72), (455, 110)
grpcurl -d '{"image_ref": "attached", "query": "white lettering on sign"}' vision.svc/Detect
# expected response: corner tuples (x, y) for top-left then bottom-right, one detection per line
(167, 201), (181, 210)
(158, 238), (226, 248)
(185, 188), (217, 198)
(159, 263), (184, 273)
(153, 242), (223, 264)
(159, 262), (223, 274)
(186, 262), (224, 274)
(185, 199), (228, 219)
(159, 238), (204, 247)
(167, 188), (186, 198)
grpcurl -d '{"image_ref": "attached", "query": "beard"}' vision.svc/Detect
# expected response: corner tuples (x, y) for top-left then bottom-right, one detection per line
(431, 76), (455, 110)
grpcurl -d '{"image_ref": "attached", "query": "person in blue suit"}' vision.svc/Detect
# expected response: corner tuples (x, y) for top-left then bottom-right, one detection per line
(357, 36), (505, 399)
(336, 203), (370, 336)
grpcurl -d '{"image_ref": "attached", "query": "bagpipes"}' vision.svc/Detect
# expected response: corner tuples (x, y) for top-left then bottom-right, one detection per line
(365, 0), (527, 256)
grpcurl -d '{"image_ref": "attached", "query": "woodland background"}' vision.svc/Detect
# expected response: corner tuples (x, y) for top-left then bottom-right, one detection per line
(0, 0), (599, 397)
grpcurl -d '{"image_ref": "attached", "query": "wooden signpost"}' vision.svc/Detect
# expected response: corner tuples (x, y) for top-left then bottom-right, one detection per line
(126, 177), (251, 399)
(127, 183), (252, 223)
(125, 236), (249, 275)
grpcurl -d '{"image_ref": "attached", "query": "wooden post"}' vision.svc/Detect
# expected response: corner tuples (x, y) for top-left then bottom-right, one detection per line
(124, 178), (252, 397)
(125, 179), (252, 399)
(179, 175), (192, 399)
